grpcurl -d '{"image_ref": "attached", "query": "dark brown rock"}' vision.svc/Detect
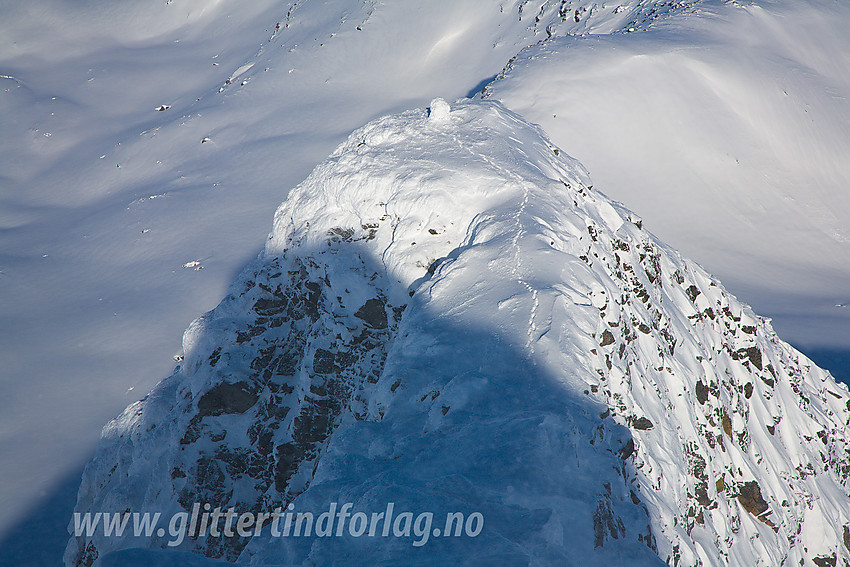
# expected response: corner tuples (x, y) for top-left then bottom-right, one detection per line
(198, 382), (258, 416)
(737, 480), (769, 517)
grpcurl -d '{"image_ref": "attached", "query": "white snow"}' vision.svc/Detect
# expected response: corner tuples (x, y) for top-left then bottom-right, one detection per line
(1, 0), (848, 564)
(484, 0), (850, 350)
(428, 97), (452, 122)
(0, 0), (585, 546)
(67, 99), (850, 566)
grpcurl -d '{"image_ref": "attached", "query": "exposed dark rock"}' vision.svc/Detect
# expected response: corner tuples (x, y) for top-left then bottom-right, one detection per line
(812, 555), (837, 567)
(721, 410), (732, 437)
(275, 443), (300, 492)
(593, 498), (626, 548)
(293, 403), (333, 445)
(354, 298), (388, 329)
(253, 297), (287, 317)
(312, 348), (336, 374)
(737, 480), (769, 517)
(686, 285), (700, 302)
(328, 226), (355, 242)
(695, 380), (708, 404)
(745, 346), (763, 371)
(180, 415), (202, 445)
(426, 258), (444, 274)
(76, 542), (98, 567)
(185, 457), (229, 507)
(619, 438), (635, 459)
(254, 428), (274, 456)
(633, 417), (654, 430)
(303, 281), (322, 320)
(198, 382), (259, 416)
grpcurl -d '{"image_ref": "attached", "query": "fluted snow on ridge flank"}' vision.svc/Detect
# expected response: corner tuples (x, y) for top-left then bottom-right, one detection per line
(67, 99), (850, 567)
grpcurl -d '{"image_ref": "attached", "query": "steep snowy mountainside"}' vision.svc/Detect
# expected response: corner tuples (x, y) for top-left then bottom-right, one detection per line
(0, 0), (707, 544)
(67, 99), (663, 566)
(68, 100), (850, 567)
(483, 0), (850, 352)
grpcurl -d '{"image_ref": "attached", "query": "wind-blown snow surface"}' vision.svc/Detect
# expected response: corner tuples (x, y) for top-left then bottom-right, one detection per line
(68, 100), (850, 566)
(483, 0), (850, 351)
(4, 0), (850, 563)
(0, 0), (707, 547)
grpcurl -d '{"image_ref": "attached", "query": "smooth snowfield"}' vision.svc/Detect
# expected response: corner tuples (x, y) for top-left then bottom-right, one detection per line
(68, 99), (850, 566)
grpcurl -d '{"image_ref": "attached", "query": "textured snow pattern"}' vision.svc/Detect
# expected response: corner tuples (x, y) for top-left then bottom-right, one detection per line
(67, 100), (850, 567)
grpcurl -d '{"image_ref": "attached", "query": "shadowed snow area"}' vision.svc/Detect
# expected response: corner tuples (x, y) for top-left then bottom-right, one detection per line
(3, 0), (659, 545)
(67, 100), (850, 566)
(1, 0), (849, 565)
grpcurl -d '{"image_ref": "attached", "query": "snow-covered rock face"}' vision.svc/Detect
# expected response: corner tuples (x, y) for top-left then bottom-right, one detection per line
(483, 0), (850, 351)
(67, 99), (850, 567)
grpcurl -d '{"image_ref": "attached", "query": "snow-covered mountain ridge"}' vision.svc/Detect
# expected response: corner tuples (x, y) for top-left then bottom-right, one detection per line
(67, 99), (850, 567)
(483, 0), (850, 350)
(0, 0), (722, 541)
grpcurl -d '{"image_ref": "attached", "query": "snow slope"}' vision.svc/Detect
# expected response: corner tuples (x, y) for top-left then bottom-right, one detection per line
(483, 0), (850, 351)
(67, 99), (850, 567)
(2, 0), (849, 564)
(4, 0), (668, 545)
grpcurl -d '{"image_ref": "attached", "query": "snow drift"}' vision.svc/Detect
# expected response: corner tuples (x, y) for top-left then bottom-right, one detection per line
(67, 99), (850, 566)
